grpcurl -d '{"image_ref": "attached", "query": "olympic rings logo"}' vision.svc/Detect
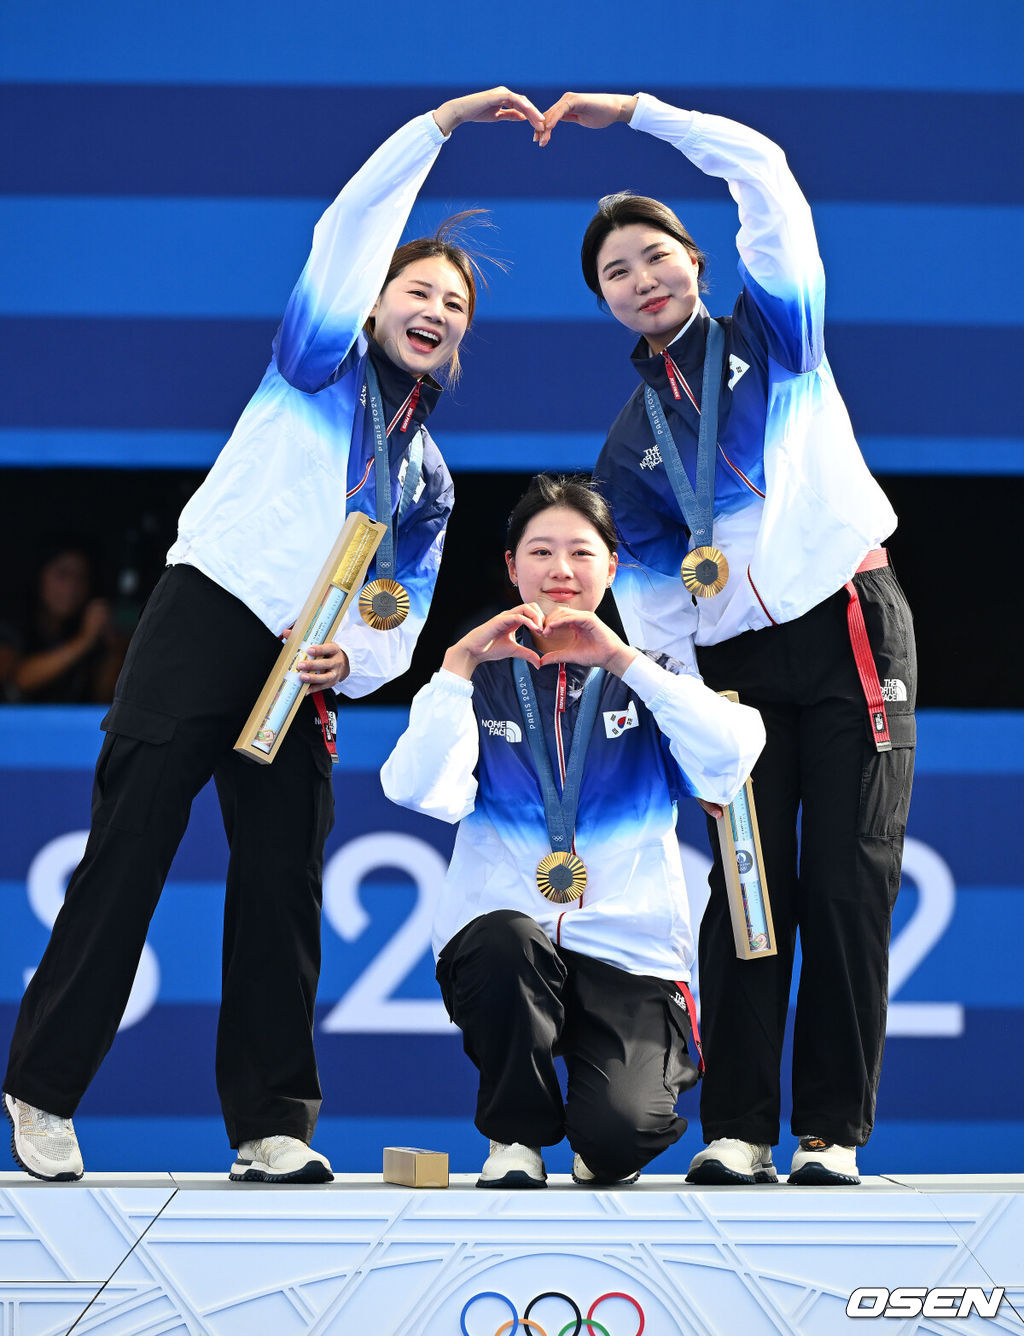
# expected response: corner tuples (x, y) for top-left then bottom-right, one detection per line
(460, 1290), (644, 1336)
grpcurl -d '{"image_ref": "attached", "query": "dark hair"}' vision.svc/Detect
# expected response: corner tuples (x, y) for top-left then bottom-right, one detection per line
(364, 209), (503, 383)
(505, 474), (618, 559)
(580, 192), (708, 301)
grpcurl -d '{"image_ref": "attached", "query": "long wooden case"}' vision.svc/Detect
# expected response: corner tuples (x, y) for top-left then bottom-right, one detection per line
(234, 511), (385, 765)
(715, 690), (777, 960)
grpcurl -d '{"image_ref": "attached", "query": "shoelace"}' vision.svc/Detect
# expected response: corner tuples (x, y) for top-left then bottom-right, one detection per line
(253, 1134), (298, 1155)
(19, 1103), (74, 1136)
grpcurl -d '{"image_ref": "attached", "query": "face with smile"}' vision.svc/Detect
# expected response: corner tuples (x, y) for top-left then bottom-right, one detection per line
(596, 223), (702, 352)
(506, 505), (618, 617)
(369, 256), (470, 377)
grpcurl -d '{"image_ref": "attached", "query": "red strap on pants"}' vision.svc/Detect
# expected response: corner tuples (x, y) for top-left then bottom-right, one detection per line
(674, 981), (704, 1075)
(312, 691), (338, 763)
(846, 548), (892, 753)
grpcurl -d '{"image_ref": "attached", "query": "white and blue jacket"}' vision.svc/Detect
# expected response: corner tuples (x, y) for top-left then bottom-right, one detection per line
(381, 651), (764, 979)
(596, 96), (897, 675)
(167, 111), (453, 698)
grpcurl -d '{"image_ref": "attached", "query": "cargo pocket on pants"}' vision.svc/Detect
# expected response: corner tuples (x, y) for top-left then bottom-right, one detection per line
(857, 711), (915, 840)
(94, 699), (179, 833)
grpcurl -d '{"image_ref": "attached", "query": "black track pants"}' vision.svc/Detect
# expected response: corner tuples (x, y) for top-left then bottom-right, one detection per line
(4, 565), (335, 1146)
(695, 564), (916, 1148)
(436, 909), (700, 1179)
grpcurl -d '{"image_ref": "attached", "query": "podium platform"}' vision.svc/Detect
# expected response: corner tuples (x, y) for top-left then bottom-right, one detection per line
(1, 1173), (1022, 1335)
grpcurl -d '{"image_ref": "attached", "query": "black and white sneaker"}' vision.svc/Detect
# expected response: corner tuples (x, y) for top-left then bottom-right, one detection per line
(686, 1137), (778, 1185)
(4, 1091), (84, 1181)
(229, 1135), (333, 1183)
(476, 1140), (546, 1189)
(788, 1136), (860, 1185)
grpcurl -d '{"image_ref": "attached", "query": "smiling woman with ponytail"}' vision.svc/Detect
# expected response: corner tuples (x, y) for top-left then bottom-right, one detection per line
(2, 88), (545, 1188)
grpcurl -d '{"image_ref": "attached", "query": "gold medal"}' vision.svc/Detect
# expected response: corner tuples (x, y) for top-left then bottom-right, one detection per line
(681, 545), (729, 597)
(359, 579), (409, 630)
(536, 851), (587, 904)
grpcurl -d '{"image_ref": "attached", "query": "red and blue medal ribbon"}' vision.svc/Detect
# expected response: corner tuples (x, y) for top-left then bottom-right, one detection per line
(512, 660), (604, 860)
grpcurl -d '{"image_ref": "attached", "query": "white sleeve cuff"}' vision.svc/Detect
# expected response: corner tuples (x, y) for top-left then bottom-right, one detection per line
(629, 93), (697, 143)
(621, 650), (672, 705)
(421, 109), (448, 147)
(433, 667), (475, 698)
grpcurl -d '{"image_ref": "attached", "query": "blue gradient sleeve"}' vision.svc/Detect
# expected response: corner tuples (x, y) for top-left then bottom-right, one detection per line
(275, 112), (447, 393)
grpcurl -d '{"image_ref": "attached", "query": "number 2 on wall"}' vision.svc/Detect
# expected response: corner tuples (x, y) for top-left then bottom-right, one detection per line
(320, 832), (451, 1034)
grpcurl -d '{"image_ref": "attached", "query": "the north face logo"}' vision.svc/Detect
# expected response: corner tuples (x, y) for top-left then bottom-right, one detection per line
(481, 719), (522, 743)
(882, 679), (908, 702)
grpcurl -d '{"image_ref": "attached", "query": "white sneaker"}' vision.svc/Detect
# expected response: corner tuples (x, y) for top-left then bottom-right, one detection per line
(476, 1140), (546, 1189)
(571, 1153), (640, 1186)
(4, 1091), (84, 1181)
(788, 1136), (860, 1185)
(686, 1137), (778, 1185)
(229, 1135), (333, 1183)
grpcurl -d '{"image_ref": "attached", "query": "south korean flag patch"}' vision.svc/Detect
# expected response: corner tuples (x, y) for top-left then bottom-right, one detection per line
(603, 700), (639, 739)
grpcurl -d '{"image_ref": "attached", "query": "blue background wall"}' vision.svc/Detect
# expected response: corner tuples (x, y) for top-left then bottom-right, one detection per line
(1, 1), (1022, 1176)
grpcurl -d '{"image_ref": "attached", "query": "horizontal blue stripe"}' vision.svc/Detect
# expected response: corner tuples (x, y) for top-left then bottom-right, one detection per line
(1, 85), (1021, 204)
(890, 888), (1024, 1007)
(1, 1001), (1019, 1123)
(1, 707), (1022, 772)
(68, 1115), (491, 1175)
(0, 704), (409, 769)
(2, 317), (1021, 439)
(3, 198), (1021, 326)
(2, 4), (1022, 91)
(2, 875), (1016, 1007)
(1, 429), (1021, 476)
(857, 1121), (1024, 1176)
(64, 1114), (1024, 1176)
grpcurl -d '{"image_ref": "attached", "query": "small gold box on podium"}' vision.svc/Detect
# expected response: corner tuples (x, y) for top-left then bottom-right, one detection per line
(382, 1147), (450, 1188)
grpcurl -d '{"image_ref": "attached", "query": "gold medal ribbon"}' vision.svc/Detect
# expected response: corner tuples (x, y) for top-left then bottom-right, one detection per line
(513, 659), (605, 908)
(642, 318), (728, 597)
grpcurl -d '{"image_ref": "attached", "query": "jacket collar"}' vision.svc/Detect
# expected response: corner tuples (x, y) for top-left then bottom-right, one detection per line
(629, 301), (710, 399)
(367, 336), (442, 436)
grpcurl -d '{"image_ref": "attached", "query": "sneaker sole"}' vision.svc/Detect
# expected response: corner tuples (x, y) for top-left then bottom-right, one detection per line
(4, 1094), (84, 1183)
(476, 1170), (546, 1189)
(229, 1160), (333, 1184)
(572, 1169), (641, 1186)
(788, 1163), (860, 1186)
(686, 1160), (778, 1186)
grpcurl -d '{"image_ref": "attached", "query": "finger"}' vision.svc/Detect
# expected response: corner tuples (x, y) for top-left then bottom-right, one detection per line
(511, 646), (542, 668)
(501, 91), (546, 131)
(513, 604), (545, 631)
(697, 798), (724, 820)
(538, 94), (575, 145)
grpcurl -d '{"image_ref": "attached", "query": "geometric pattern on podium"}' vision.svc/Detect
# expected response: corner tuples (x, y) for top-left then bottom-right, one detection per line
(1, 1174), (1023, 1335)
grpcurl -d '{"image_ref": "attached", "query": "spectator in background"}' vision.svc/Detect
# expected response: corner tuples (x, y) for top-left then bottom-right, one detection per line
(0, 542), (126, 704)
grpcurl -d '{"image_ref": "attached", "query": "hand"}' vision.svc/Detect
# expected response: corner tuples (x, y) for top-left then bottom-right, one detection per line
(537, 608), (637, 676)
(442, 603), (545, 679)
(697, 797), (724, 820)
(295, 641), (351, 693)
(432, 88), (546, 138)
(79, 598), (113, 646)
(537, 92), (639, 147)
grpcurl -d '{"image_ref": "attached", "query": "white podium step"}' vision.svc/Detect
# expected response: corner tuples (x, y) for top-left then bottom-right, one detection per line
(1, 1173), (1022, 1335)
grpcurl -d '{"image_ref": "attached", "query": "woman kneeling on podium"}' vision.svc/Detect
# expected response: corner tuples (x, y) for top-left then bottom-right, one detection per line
(382, 474), (764, 1187)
